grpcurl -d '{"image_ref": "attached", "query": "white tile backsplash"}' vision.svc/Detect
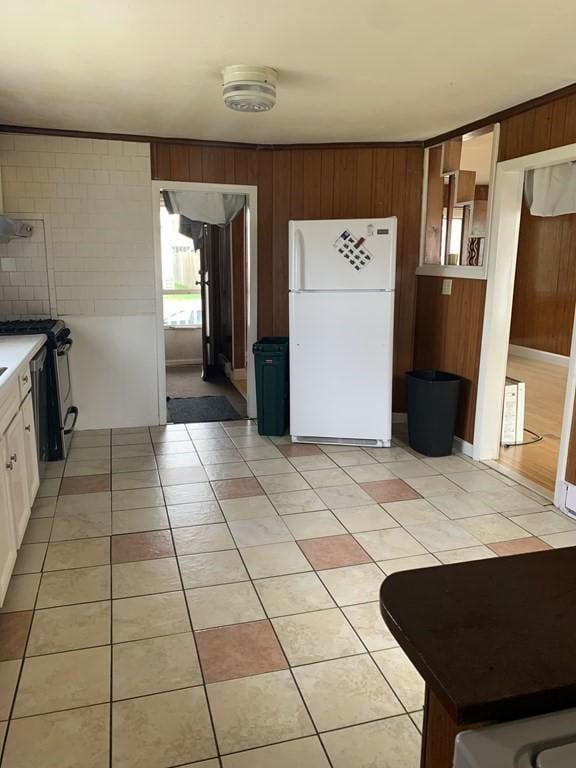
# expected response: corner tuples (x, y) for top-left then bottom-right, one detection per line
(0, 135), (153, 319)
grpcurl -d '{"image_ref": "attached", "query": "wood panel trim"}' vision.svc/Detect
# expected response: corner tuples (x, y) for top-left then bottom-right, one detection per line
(425, 81), (576, 147)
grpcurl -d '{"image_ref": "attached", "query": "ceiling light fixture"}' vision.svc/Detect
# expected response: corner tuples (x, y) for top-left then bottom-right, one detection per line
(222, 65), (277, 113)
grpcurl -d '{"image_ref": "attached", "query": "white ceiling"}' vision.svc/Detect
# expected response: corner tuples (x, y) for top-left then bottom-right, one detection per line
(1, 1), (575, 144)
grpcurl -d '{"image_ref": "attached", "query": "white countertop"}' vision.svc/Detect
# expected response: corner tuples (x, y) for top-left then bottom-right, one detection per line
(0, 335), (47, 393)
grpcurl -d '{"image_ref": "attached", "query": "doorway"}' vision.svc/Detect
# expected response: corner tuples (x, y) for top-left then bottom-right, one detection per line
(474, 142), (576, 508)
(151, 181), (258, 424)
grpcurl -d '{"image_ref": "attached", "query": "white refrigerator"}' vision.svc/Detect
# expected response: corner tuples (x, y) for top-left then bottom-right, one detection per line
(289, 217), (396, 447)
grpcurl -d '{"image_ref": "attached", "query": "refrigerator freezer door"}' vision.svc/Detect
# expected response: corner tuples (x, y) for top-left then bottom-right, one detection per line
(289, 290), (393, 444)
(289, 217), (396, 292)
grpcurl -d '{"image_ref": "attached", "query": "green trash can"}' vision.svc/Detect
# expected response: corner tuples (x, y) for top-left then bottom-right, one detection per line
(253, 337), (289, 436)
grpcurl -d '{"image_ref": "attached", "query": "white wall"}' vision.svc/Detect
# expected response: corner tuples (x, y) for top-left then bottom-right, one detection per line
(0, 134), (158, 428)
(164, 327), (202, 365)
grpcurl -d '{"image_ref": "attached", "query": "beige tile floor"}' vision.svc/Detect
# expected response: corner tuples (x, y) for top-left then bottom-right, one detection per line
(0, 421), (568, 768)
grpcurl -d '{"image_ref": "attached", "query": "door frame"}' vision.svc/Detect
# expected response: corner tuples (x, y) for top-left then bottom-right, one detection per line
(473, 142), (576, 509)
(151, 180), (258, 422)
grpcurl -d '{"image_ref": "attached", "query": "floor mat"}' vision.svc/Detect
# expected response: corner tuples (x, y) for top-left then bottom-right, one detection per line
(166, 395), (241, 423)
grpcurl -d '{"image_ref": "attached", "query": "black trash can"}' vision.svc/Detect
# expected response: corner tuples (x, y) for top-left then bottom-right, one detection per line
(253, 337), (289, 436)
(406, 370), (461, 457)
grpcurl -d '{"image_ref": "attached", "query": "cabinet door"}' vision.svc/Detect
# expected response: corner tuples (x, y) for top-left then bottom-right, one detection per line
(21, 391), (39, 505)
(0, 437), (17, 606)
(5, 411), (31, 547)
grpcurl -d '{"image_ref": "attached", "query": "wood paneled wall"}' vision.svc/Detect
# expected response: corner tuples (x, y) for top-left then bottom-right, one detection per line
(413, 276), (487, 443)
(510, 200), (576, 356)
(151, 143), (424, 409)
(499, 92), (576, 161)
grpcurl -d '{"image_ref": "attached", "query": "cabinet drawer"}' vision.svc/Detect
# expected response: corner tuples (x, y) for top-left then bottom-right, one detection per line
(0, 379), (19, 435)
(18, 365), (31, 400)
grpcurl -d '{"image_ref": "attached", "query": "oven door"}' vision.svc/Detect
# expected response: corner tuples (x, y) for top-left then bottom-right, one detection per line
(55, 338), (78, 457)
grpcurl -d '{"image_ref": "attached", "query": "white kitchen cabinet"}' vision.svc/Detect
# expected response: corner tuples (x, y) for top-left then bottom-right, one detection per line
(21, 390), (39, 504)
(0, 435), (17, 606)
(4, 409), (31, 547)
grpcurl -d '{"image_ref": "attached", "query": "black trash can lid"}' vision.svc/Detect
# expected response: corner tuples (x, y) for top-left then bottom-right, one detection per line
(406, 369), (461, 383)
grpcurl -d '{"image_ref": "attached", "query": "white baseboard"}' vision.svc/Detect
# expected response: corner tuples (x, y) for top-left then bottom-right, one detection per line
(453, 436), (474, 457)
(165, 358), (202, 367)
(509, 344), (569, 368)
(392, 412), (407, 423)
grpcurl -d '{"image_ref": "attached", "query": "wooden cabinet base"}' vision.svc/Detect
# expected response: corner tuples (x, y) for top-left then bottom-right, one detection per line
(420, 687), (485, 768)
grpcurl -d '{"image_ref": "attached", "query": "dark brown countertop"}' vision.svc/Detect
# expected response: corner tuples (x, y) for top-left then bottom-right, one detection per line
(380, 547), (576, 725)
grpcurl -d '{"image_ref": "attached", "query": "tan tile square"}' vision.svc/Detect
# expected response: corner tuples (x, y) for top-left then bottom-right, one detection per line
(360, 479), (421, 503)
(173, 523), (235, 555)
(294, 654), (402, 731)
(168, 500), (224, 527)
(37, 565), (110, 608)
(13, 646), (110, 717)
(229, 435), (270, 448)
(386, 460), (439, 479)
(212, 477), (265, 500)
(0, 659), (21, 719)
(478, 488), (544, 514)
(318, 564), (385, 606)
(273, 608), (364, 665)
(112, 506), (168, 534)
(333, 505), (398, 533)
(321, 715), (420, 768)
(446, 469), (509, 492)
(0, 574), (41, 613)
(179, 550), (248, 588)
(111, 470), (160, 491)
(279, 443), (322, 457)
(239, 445), (283, 461)
(541, 530), (576, 548)
(378, 553), (440, 574)
(428, 491), (494, 518)
(342, 602), (398, 651)
(112, 443), (154, 458)
(113, 591), (190, 643)
(113, 633), (201, 699)
(163, 482), (215, 505)
(384, 498), (448, 526)
(269, 489), (326, 515)
(354, 528), (427, 561)
(488, 537), (552, 556)
(219, 495), (277, 521)
(27, 601), (110, 656)
(186, 582), (265, 629)
(373, 646), (425, 711)
(0, 612), (32, 661)
(112, 456), (158, 474)
(112, 687), (216, 767)
(158, 465), (209, 486)
(207, 670), (314, 753)
(60, 475), (111, 495)
(284, 510), (347, 540)
(457, 513), (531, 543)
(255, 572), (334, 617)
(404, 475), (463, 498)
(240, 542), (312, 579)
(331, 451), (378, 468)
(221, 737), (330, 768)
(56, 491), (111, 515)
(198, 448), (243, 464)
(50, 509), (111, 541)
(64, 459), (110, 477)
(510, 509), (576, 535)
(2, 704), (109, 768)
(112, 431), (152, 446)
(316, 484), (375, 509)
(112, 557), (181, 598)
(289, 454), (338, 471)
(301, 468), (355, 488)
(68, 446), (110, 461)
(436, 546), (497, 564)
(43, 537), (110, 571)
(36, 478), (61, 498)
(228, 516), (293, 547)
(298, 534), (371, 569)
(193, 436), (235, 451)
(423, 455), (474, 473)
(22, 518), (53, 544)
(406, 520), (482, 552)
(247, 458), (295, 476)
(12, 543), (48, 575)
(344, 464), (396, 483)
(112, 487), (165, 511)
(258, 473), (311, 494)
(204, 462), (253, 480)
(111, 530), (174, 563)
(30, 497), (56, 518)
(196, 619), (287, 682)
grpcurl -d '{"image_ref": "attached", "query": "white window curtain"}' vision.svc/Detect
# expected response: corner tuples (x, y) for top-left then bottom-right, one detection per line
(162, 190), (246, 226)
(524, 162), (576, 216)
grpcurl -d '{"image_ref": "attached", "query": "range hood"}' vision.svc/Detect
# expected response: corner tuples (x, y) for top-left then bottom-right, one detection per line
(0, 167), (33, 243)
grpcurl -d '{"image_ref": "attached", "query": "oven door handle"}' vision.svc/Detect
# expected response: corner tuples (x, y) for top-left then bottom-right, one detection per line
(57, 339), (73, 356)
(63, 406), (78, 435)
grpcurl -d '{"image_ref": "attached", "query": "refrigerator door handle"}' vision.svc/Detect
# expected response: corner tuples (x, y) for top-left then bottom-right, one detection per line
(294, 228), (305, 290)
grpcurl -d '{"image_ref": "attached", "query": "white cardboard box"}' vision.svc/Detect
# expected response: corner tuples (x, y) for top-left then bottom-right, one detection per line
(501, 377), (525, 446)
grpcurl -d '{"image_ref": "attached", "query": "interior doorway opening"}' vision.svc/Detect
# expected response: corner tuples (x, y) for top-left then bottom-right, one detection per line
(152, 181), (258, 425)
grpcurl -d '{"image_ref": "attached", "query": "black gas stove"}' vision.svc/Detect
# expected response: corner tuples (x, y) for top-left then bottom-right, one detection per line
(0, 318), (77, 460)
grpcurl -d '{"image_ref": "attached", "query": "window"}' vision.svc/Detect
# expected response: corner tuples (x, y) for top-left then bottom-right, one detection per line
(160, 204), (202, 328)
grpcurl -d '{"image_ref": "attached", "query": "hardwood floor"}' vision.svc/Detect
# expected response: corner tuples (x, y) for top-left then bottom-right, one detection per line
(497, 355), (568, 490)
